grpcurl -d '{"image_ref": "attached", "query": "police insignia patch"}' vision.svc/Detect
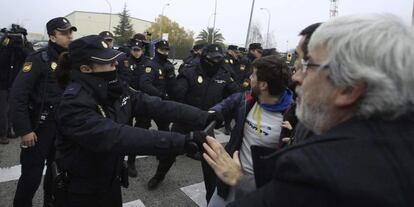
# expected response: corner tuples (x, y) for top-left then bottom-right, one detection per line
(230, 59), (234, 64)
(22, 62), (32, 72)
(145, 67), (152, 73)
(240, 64), (246, 71)
(197, 75), (203, 84)
(225, 59), (229, 64)
(242, 80), (250, 88)
(51, 62), (57, 71)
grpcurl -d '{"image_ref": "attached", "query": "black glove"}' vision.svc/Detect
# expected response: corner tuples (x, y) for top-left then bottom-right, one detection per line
(207, 110), (224, 128)
(184, 131), (208, 155)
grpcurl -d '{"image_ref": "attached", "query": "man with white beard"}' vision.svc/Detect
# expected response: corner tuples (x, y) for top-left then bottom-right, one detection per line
(201, 14), (414, 207)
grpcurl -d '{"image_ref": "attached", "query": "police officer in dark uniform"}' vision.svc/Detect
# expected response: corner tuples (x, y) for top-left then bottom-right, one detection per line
(178, 43), (205, 74)
(239, 43), (263, 90)
(139, 40), (176, 131)
(0, 24), (33, 144)
(10, 17), (76, 207)
(124, 39), (152, 177)
(54, 35), (212, 207)
(146, 44), (239, 191)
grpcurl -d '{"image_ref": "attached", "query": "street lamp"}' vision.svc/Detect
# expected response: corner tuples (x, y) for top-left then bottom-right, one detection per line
(260, 8), (271, 48)
(104, 0), (112, 31)
(159, 3), (170, 40)
(245, 0), (256, 48)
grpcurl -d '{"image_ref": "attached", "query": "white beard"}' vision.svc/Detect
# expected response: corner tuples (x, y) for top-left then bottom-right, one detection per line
(295, 86), (333, 135)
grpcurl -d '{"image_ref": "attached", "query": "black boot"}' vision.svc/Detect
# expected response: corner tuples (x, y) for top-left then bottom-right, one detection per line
(147, 174), (165, 190)
(127, 155), (137, 178)
(147, 157), (175, 190)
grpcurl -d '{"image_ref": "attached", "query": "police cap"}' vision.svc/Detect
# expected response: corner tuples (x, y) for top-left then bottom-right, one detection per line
(46, 17), (77, 35)
(133, 33), (149, 43)
(238, 47), (246, 53)
(193, 43), (206, 51)
(202, 44), (224, 59)
(249, 43), (263, 50)
(69, 35), (122, 64)
(98, 31), (114, 40)
(129, 39), (145, 50)
(227, 45), (238, 51)
(155, 40), (170, 50)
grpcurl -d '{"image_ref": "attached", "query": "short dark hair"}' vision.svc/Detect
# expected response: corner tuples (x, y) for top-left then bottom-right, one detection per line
(252, 55), (290, 97)
(299, 23), (322, 59)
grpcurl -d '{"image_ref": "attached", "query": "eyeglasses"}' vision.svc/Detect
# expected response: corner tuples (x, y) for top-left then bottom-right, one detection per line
(300, 59), (329, 73)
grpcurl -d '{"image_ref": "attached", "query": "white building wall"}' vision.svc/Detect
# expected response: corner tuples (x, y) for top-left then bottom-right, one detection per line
(65, 11), (153, 39)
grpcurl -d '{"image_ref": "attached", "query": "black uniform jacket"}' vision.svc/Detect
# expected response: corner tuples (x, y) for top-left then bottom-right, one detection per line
(139, 55), (176, 98)
(10, 46), (62, 136)
(228, 115), (414, 207)
(55, 70), (208, 194)
(128, 55), (151, 90)
(173, 64), (240, 111)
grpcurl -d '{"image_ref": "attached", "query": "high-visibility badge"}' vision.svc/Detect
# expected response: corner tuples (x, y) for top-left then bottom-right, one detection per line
(51, 62), (57, 71)
(242, 80), (250, 88)
(145, 67), (152, 73)
(240, 64), (246, 71)
(225, 59), (229, 64)
(197, 75), (203, 84)
(22, 62), (32, 72)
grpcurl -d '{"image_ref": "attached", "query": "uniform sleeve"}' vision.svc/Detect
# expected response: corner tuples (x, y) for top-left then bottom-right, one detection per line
(210, 92), (243, 119)
(139, 66), (163, 97)
(116, 55), (132, 85)
(132, 91), (208, 130)
(170, 72), (189, 102)
(10, 55), (43, 136)
(224, 75), (240, 98)
(57, 96), (187, 156)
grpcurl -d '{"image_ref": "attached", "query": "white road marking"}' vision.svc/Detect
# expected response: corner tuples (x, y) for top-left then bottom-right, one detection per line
(123, 199), (146, 207)
(180, 182), (207, 207)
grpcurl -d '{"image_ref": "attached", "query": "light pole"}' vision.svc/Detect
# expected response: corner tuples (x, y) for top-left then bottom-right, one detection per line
(260, 8), (271, 48)
(245, 0), (256, 48)
(159, 3), (170, 40)
(212, 0), (217, 43)
(104, 0), (112, 31)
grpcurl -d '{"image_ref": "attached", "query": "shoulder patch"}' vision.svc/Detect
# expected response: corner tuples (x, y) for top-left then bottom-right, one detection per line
(22, 62), (32, 72)
(63, 83), (81, 97)
(145, 67), (152, 73)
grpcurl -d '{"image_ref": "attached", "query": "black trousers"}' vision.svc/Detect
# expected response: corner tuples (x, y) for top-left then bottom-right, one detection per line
(62, 181), (122, 207)
(13, 120), (56, 207)
(0, 89), (9, 137)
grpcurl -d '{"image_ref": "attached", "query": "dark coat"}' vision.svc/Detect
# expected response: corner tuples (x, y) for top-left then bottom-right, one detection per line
(228, 115), (414, 207)
(10, 46), (62, 136)
(139, 55), (176, 99)
(173, 63), (239, 111)
(55, 70), (209, 194)
(0, 45), (32, 90)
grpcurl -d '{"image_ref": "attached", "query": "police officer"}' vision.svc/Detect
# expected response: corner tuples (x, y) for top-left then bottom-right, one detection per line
(124, 39), (152, 177)
(0, 24), (33, 144)
(10, 17), (76, 207)
(54, 35), (212, 207)
(146, 44), (239, 191)
(139, 40), (176, 131)
(238, 43), (263, 90)
(178, 43), (205, 74)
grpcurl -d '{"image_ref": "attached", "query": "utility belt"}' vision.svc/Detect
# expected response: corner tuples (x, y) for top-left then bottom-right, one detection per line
(29, 104), (56, 128)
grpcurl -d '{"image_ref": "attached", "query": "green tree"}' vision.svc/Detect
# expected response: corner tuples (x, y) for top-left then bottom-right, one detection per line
(113, 4), (135, 45)
(195, 27), (225, 44)
(147, 15), (194, 59)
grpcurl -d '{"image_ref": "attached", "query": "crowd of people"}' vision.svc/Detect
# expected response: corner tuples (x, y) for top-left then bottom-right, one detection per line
(0, 12), (413, 207)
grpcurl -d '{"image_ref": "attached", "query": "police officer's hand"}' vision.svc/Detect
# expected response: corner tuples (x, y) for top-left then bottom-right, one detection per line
(184, 131), (208, 155)
(207, 110), (224, 128)
(21, 132), (38, 148)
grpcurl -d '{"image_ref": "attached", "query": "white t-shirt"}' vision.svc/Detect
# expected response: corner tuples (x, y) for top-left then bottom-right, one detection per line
(239, 102), (283, 175)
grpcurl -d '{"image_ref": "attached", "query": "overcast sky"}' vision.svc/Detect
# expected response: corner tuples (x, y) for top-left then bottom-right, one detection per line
(1, 0), (411, 51)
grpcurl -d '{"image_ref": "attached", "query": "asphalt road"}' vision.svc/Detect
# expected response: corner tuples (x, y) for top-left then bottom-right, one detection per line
(0, 127), (230, 207)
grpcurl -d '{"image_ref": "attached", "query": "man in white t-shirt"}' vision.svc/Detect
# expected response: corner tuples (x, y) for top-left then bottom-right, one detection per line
(207, 55), (293, 206)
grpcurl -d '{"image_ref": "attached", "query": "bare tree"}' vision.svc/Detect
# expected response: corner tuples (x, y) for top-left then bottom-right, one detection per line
(247, 21), (264, 46)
